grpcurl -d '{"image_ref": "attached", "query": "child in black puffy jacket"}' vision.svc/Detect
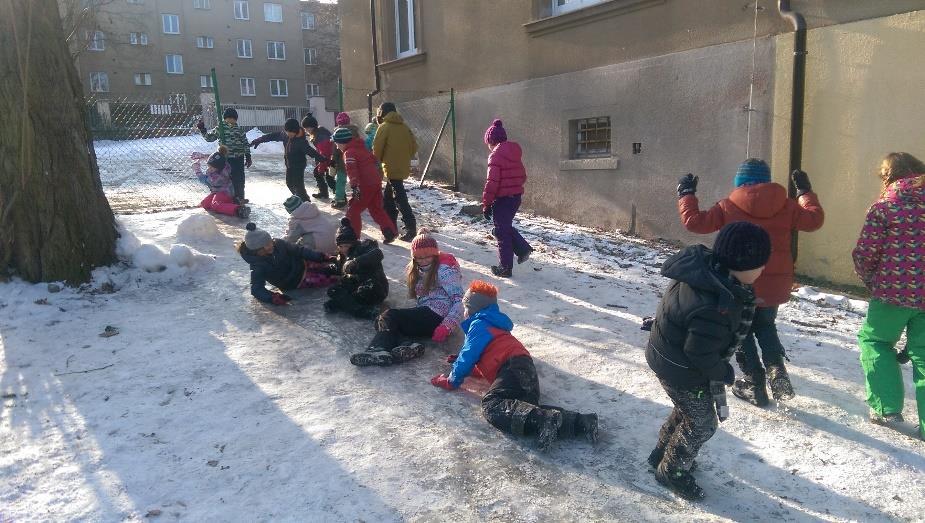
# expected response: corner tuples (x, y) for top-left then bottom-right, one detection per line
(323, 218), (389, 319)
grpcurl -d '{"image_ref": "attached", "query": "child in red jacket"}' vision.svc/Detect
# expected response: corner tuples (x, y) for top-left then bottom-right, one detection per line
(332, 127), (398, 244)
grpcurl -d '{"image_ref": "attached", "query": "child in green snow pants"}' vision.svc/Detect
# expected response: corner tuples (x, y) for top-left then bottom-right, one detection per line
(858, 299), (925, 434)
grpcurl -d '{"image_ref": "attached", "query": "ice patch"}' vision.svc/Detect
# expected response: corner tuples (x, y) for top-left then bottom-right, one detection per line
(793, 286), (868, 314)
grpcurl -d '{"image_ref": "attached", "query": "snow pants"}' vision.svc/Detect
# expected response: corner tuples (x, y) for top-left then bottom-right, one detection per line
(286, 167), (310, 202)
(383, 179), (416, 231)
(228, 156), (245, 201)
(491, 194), (532, 270)
(858, 299), (925, 433)
(325, 278), (387, 319)
(313, 169), (330, 198)
(654, 380), (718, 472)
(200, 192), (239, 216)
(346, 185), (398, 238)
(296, 260), (338, 289)
(736, 306), (786, 373)
(368, 306), (442, 351)
(330, 167), (347, 203)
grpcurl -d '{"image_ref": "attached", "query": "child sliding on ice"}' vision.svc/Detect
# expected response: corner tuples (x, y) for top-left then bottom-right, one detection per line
(191, 146), (250, 219)
(323, 217), (389, 320)
(430, 281), (599, 452)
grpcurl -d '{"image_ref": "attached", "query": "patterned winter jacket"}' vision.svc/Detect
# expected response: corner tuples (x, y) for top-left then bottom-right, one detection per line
(448, 304), (530, 388)
(414, 253), (464, 333)
(852, 175), (925, 311)
(483, 141), (527, 210)
(201, 121), (251, 159)
(206, 165), (234, 196)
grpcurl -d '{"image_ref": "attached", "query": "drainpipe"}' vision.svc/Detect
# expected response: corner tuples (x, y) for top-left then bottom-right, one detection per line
(778, 0), (806, 261)
(367, 0), (382, 123)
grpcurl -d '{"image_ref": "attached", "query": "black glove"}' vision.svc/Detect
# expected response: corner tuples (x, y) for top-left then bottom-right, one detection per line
(244, 153), (252, 168)
(677, 173), (698, 199)
(791, 169), (812, 196)
(640, 316), (655, 331)
(897, 347), (911, 365)
(722, 363), (735, 386)
(249, 139), (260, 149)
(196, 120), (206, 132)
(483, 206), (493, 221)
(351, 185), (360, 200)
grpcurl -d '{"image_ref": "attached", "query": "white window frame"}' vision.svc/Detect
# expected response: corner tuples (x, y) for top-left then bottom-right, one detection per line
(234, 0), (249, 20)
(551, 0), (605, 16)
(165, 54), (184, 74)
(89, 72), (109, 92)
(87, 30), (105, 51)
(134, 73), (152, 86)
(266, 41), (286, 60)
(162, 14), (180, 34)
(270, 78), (288, 97)
(305, 83), (320, 99)
(127, 0), (144, 4)
(199, 75), (214, 88)
(394, 0), (417, 58)
(303, 47), (316, 65)
(263, 2), (282, 23)
(236, 39), (253, 58)
(193, 0), (211, 9)
(240, 77), (256, 96)
(196, 36), (214, 49)
(301, 12), (315, 30)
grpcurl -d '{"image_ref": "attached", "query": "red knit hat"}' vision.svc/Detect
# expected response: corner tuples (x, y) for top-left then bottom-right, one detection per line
(410, 228), (439, 258)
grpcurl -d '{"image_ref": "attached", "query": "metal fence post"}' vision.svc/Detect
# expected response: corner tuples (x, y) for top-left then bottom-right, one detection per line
(450, 88), (458, 192)
(338, 78), (344, 112)
(211, 67), (224, 142)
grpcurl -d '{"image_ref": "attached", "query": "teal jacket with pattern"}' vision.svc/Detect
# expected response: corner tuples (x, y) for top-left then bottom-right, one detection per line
(201, 121), (251, 159)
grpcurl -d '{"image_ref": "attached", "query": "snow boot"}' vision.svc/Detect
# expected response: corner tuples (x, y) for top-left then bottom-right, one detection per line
(399, 227), (417, 243)
(331, 200), (347, 209)
(577, 413), (599, 443)
(647, 448), (696, 473)
(869, 411), (904, 427)
(517, 248), (534, 265)
(655, 463), (705, 500)
(235, 205), (251, 219)
(349, 348), (394, 367)
(382, 229), (398, 245)
(312, 190), (330, 200)
(731, 369), (769, 407)
(536, 409), (563, 452)
(766, 362), (795, 401)
(491, 265), (512, 278)
(390, 342), (424, 363)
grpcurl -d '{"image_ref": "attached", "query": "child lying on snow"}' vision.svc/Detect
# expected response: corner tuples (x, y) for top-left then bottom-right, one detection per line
(430, 280), (599, 452)
(190, 147), (250, 219)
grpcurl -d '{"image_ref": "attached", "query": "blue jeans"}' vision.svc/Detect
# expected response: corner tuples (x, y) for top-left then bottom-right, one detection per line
(491, 194), (531, 269)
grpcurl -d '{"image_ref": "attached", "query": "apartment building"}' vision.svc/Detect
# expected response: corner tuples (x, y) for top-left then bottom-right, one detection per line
(73, 0), (339, 109)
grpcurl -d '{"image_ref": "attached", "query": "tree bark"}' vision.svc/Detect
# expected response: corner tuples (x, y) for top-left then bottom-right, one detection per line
(0, 0), (117, 284)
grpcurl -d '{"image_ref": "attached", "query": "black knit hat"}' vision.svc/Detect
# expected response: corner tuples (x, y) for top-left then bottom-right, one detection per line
(378, 102), (396, 116)
(301, 113), (318, 129)
(223, 107), (238, 120)
(284, 118), (301, 132)
(713, 222), (771, 271)
(335, 217), (358, 245)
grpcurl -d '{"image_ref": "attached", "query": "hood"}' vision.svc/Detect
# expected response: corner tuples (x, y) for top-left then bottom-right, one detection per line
(464, 303), (514, 332)
(292, 201), (321, 220)
(727, 183), (788, 219)
(882, 174), (925, 204)
(489, 141), (522, 164)
(350, 238), (379, 257)
(382, 112), (405, 125)
(438, 252), (458, 268)
(312, 127), (332, 142)
(661, 245), (735, 299)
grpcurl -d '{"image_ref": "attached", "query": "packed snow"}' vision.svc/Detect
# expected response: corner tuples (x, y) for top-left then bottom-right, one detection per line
(1, 163), (923, 521)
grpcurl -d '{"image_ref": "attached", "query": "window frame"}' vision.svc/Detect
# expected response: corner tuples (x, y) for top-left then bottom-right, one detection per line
(301, 12), (315, 30)
(234, 0), (250, 20)
(196, 36), (215, 49)
(199, 75), (215, 88)
(89, 72), (109, 92)
(551, 0), (606, 16)
(303, 47), (316, 65)
(394, 0), (417, 59)
(165, 54), (184, 74)
(570, 116), (612, 159)
(161, 13), (180, 34)
(269, 78), (288, 97)
(305, 83), (320, 99)
(240, 77), (256, 96)
(134, 73), (152, 86)
(266, 40), (286, 60)
(193, 0), (211, 9)
(263, 2), (282, 23)
(87, 30), (105, 51)
(236, 39), (253, 58)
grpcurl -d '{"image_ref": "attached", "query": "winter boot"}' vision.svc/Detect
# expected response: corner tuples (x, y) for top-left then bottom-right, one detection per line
(655, 463), (705, 500)
(491, 265), (512, 278)
(517, 248), (534, 265)
(577, 413), (599, 443)
(647, 447), (696, 472)
(331, 200), (348, 209)
(399, 226), (417, 243)
(390, 342), (424, 363)
(235, 205), (251, 219)
(349, 348), (394, 367)
(869, 411), (905, 427)
(536, 409), (563, 452)
(766, 361), (795, 401)
(382, 229), (398, 245)
(731, 369), (769, 407)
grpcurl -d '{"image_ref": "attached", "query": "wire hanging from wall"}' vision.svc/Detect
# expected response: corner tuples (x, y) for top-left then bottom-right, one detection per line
(745, 0), (761, 159)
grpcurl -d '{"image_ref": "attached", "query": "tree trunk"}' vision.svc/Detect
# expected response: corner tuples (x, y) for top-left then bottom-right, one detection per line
(0, 0), (117, 284)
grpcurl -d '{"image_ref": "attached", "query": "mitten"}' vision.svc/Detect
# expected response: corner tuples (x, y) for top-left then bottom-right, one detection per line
(791, 169), (812, 196)
(430, 374), (454, 391)
(431, 325), (451, 343)
(244, 153), (252, 168)
(677, 173), (698, 199)
(445, 354), (458, 363)
(196, 120), (206, 132)
(271, 293), (292, 306)
(249, 139), (260, 149)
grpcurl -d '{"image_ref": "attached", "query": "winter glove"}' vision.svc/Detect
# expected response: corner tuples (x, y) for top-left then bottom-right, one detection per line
(431, 325), (451, 343)
(343, 259), (358, 274)
(897, 347), (911, 365)
(483, 205), (493, 221)
(677, 173), (698, 199)
(722, 362), (735, 386)
(351, 185), (360, 200)
(196, 120), (206, 132)
(640, 316), (655, 331)
(271, 293), (292, 306)
(430, 374), (454, 391)
(244, 153), (252, 168)
(445, 354), (458, 363)
(249, 139), (261, 149)
(791, 169), (812, 196)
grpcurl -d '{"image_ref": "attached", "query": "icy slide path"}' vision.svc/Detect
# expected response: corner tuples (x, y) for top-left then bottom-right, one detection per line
(1, 162), (923, 522)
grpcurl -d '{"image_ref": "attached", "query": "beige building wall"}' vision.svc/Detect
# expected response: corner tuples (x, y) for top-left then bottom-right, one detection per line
(770, 9), (925, 287)
(301, 0), (341, 111)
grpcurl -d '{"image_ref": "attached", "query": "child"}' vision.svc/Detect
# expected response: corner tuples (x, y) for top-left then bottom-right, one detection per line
(250, 118), (327, 202)
(238, 222), (338, 305)
(324, 217), (389, 319)
(372, 102), (419, 241)
(301, 114), (335, 201)
(481, 119), (533, 278)
(329, 112), (359, 208)
(283, 195), (336, 253)
(350, 229), (464, 367)
(363, 122), (378, 152)
(853, 152), (925, 438)
(192, 146), (250, 219)
(333, 127), (398, 244)
(197, 108), (251, 203)
(430, 280), (599, 451)
(677, 159), (824, 406)
(646, 222), (771, 500)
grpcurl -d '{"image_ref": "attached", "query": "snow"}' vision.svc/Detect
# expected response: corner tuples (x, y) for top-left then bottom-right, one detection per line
(245, 127), (285, 156)
(2, 161), (923, 521)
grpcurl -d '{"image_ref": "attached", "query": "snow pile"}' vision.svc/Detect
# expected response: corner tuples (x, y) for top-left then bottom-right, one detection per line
(176, 214), (222, 244)
(116, 219), (216, 274)
(246, 127), (285, 156)
(793, 286), (869, 315)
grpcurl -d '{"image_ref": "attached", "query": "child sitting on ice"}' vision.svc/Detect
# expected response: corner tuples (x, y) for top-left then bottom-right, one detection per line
(191, 146), (250, 219)
(323, 217), (389, 319)
(283, 195), (336, 253)
(430, 280), (599, 452)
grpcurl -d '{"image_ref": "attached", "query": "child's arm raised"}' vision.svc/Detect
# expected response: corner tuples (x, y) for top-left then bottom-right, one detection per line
(249, 131), (286, 148)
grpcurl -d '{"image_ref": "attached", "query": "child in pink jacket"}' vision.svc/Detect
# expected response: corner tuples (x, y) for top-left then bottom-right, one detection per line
(192, 147), (250, 219)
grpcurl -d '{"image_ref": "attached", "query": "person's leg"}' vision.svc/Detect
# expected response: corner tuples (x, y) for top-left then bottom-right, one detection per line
(346, 193), (367, 238)
(390, 179), (416, 233)
(752, 306), (794, 400)
(313, 170), (329, 199)
(655, 380), (715, 499)
(903, 310), (925, 436)
(858, 299), (913, 418)
(480, 356), (562, 450)
(491, 196), (517, 269)
(505, 195), (531, 258)
(293, 168), (310, 202)
(210, 192), (240, 216)
(335, 168), (347, 202)
(382, 180), (399, 226)
(200, 193), (214, 211)
(732, 322), (769, 406)
(361, 307), (440, 364)
(649, 406), (684, 468)
(365, 186), (399, 237)
(228, 157), (245, 201)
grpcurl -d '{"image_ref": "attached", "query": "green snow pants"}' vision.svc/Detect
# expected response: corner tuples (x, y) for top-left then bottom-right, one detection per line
(334, 167), (347, 203)
(858, 299), (925, 434)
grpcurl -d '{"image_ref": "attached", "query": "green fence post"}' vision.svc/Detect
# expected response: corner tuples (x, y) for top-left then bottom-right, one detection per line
(211, 67), (224, 142)
(338, 78), (344, 113)
(450, 88), (458, 192)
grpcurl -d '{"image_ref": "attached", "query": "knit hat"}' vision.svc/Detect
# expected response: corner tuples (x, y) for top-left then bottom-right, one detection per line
(712, 221), (771, 271)
(335, 112), (351, 126)
(332, 127), (354, 144)
(483, 119), (508, 145)
(284, 118), (301, 133)
(222, 107), (238, 120)
(364, 122), (378, 135)
(335, 217), (358, 245)
(244, 222), (272, 250)
(207, 150), (226, 170)
(734, 158), (771, 187)
(463, 280), (498, 315)
(378, 102), (396, 116)
(410, 228), (439, 258)
(283, 195), (302, 214)
(301, 114), (318, 129)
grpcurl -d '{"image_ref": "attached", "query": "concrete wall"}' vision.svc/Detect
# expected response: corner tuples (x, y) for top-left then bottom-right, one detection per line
(301, 0), (341, 111)
(770, 9), (925, 287)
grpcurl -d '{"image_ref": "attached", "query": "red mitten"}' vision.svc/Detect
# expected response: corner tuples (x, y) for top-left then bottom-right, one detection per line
(431, 324), (451, 343)
(430, 374), (454, 391)
(271, 293), (292, 306)
(445, 354), (457, 363)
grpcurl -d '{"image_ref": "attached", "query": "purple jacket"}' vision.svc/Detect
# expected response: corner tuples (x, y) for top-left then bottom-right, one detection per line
(853, 175), (925, 310)
(482, 141), (526, 210)
(206, 164), (234, 196)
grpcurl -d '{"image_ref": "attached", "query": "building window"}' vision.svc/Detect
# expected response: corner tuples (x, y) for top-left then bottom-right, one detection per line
(234, 0), (249, 20)
(270, 79), (288, 97)
(571, 117), (611, 158)
(134, 73), (152, 86)
(126, 0), (144, 4)
(86, 30), (105, 51)
(266, 41), (286, 60)
(306, 83), (320, 98)
(236, 39), (253, 58)
(129, 32), (149, 45)
(395, 0), (417, 58)
(240, 77), (256, 96)
(89, 72), (109, 92)
(165, 54), (184, 74)
(301, 12), (315, 30)
(193, 0), (211, 9)
(303, 48), (316, 65)
(162, 14), (180, 34)
(200, 75), (214, 88)
(551, 0), (605, 16)
(263, 3), (282, 23)
(196, 36), (214, 49)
